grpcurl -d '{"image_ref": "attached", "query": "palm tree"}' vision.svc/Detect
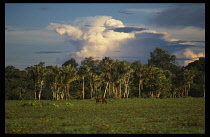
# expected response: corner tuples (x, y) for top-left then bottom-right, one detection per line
(131, 61), (147, 98)
(79, 65), (90, 99)
(122, 61), (133, 99)
(144, 66), (160, 98)
(18, 70), (28, 100)
(27, 62), (46, 100)
(88, 71), (94, 99)
(26, 66), (38, 100)
(99, 57), (115, 98)
(80, 56), (102, 99)
(144, 66), (172, 98)
(183, 69), (195, 97)
(36, 62), (47, 101)
(61, 64), (79, 100)
(47, 65), (61, 100)
(199, 71), (205, 98)
(92, 72), (103, 98)
(114, 60), (133, 99)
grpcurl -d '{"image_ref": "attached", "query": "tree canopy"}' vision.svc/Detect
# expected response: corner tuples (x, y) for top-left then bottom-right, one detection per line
(148, 47), (179, 74)
(5, 48), (205, 100)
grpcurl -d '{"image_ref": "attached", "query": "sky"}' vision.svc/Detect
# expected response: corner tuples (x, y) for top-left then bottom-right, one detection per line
(5, 3), (205, 70)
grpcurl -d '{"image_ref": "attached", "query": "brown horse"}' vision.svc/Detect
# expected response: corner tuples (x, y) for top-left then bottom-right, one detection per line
(96, 98), (107, 104)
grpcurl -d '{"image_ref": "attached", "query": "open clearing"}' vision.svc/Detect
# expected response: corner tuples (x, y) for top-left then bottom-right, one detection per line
(5, 98), (205, 134)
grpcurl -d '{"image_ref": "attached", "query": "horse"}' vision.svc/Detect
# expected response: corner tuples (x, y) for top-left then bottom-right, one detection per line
(96, 98), (107, 104)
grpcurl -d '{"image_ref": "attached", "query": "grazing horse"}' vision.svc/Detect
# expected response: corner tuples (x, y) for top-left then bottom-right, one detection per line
(96, 98), (107, 104)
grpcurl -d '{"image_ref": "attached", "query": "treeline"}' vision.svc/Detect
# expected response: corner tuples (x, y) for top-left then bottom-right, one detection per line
(5, 48), (205, 100)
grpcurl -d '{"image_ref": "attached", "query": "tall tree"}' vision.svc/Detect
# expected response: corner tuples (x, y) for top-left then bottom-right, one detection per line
(99, 57), (115, 98)
(148, 47), (178, 72)
(61, 65), (79, 100)
(26, 66), (38, 100)
(131, 61), (147, 98)
(183, 69), (195, 97)
(62, 58), (78, 68)
(37, 62), (47, 101)
(17, 70), (28, 100)
(47, 65), (61, 100)
(121, 61), (133, 99)
(184, 58), (205, 97)
(144, 66), (172, 98)
(79, 65), (90, 99)
(81, 56), (95, 69)
(27, 62), (46, 100)
(113, 60), (133, 99)
(81, 56), (102, 98)
(185, 57), (205, 72)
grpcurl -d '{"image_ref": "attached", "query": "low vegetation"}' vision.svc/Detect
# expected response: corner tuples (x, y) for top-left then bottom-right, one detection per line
(5, 98), (205, 134)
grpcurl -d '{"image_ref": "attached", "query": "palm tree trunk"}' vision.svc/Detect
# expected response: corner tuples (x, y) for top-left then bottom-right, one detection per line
(67, 84), (70, 100)
(38, 85), (42, 101)
(138, 79), (141, 98)
(123, 91), (126, 98)
(126, 87), (130, 99)
(56, 92), (59, 100)
(108, 82), (111, 97)
(82, 76), (85, 99)
(52, 91), (55, 100)
(90, 80), (93, 99)
(112, 83), (115, 97)
(19, 89), (22, 100)
(56, 87), (59, 100)
(115, 85), (118, 98)
(34, 83), (37, 100)
(188, 82), (190, 97)
(35, 90), (37, 100)
(61, 88), (64, 100)
(119, 80), (122, 98)
(149, 84), (153, 98)
(124, 80), (128, 99)
(51, 84), (56, 100)
(157, 90), (161, 98)
(103, 82), (109, 98)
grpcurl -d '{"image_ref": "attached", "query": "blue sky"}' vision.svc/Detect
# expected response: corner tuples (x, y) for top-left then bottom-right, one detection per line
(5, 3), (205, 70)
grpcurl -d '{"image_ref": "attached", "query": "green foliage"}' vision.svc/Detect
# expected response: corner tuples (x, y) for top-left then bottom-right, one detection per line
(148, 48), (181, 75)
(5, 48), (205, 100)
(5, 98), (205, 134)
(62, 58), (78, 68)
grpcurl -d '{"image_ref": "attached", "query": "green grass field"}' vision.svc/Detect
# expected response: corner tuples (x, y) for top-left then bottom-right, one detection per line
(5, 97), (205, 134)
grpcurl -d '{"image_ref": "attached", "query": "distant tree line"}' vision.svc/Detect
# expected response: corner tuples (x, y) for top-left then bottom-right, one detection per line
(5, 48), (205, 100)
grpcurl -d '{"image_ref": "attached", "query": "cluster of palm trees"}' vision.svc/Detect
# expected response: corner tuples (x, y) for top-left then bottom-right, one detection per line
(26, 62), (78, 100)
(24, 56), (200, 100)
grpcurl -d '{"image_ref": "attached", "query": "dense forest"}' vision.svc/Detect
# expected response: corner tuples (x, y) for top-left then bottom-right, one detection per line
(5, 48), (205, 100)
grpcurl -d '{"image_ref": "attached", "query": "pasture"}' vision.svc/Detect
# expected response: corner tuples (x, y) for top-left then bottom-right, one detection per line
(5, 98), (205, 134)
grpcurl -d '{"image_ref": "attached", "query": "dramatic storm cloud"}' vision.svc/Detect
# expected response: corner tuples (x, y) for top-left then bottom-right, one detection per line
(150, 4), (205, 29)
(47, 16), (135, 62)
(47, 16), (204, 65)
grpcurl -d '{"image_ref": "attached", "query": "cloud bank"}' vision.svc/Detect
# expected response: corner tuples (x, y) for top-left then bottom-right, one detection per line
(47, 16), (204, 66)
(150, 3), (205, 29)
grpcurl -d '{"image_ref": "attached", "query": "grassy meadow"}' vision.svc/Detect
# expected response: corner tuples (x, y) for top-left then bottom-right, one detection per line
(5, 97), (205, 134)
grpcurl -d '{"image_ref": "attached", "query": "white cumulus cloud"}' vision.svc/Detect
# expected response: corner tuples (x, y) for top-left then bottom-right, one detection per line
(47, 16), (204, 66)
(174, 48), (205, 66)
(47, 16), (135, 62)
